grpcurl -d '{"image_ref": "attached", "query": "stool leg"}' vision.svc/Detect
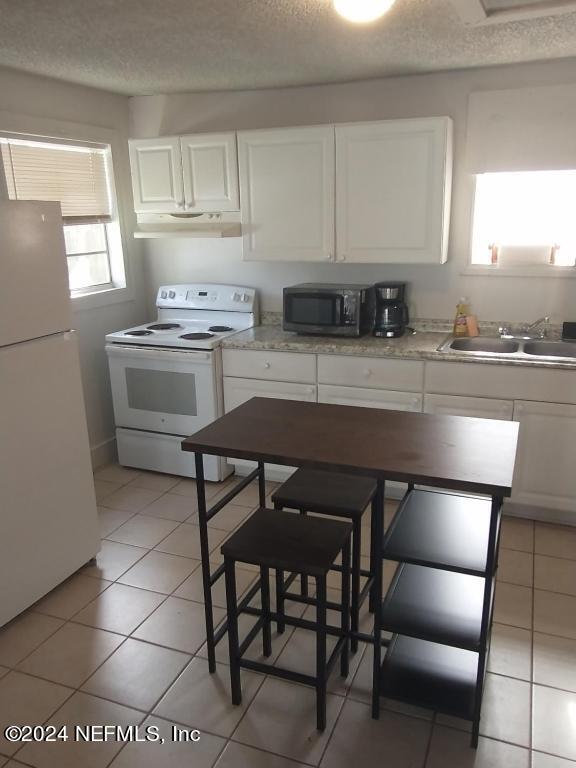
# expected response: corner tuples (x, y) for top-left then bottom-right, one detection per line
(340, 537), (351, 679)
(275, 569), (285, 634)
(224, 557), (242, 705)
(316, 575), (327, 732)
(260, 566), (272, 657)
(299, 509), (309, 598)
(369, 496), (377, 614)
(351, 517), (361, 654)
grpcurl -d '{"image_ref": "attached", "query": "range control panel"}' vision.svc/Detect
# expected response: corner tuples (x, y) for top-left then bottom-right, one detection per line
(156, 284), (257, 313)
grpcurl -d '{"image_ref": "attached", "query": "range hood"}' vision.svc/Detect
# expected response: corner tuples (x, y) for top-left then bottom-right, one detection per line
(134, 212), (241, 239)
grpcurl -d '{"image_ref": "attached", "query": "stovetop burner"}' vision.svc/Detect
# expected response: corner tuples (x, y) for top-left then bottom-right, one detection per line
(147, 323), (183, 331)
(208, 325), (234, 333)
(179, 332), (215, 340)
(125, 330), (154, 337)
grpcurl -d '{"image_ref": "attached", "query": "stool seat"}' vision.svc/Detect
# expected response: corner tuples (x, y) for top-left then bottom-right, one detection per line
(221, 507), (352, 578)
(271, 469), (377, 518)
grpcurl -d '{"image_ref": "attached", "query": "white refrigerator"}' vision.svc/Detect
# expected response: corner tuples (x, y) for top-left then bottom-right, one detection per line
(0, 201), (100, 627)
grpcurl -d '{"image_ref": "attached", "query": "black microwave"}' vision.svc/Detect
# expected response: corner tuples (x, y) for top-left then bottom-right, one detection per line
(283, 284), (376, 336)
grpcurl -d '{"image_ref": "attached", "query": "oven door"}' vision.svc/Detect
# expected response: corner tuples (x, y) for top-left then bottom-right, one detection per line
(284, 292), (343, 331)
(106, 344), (221, 436)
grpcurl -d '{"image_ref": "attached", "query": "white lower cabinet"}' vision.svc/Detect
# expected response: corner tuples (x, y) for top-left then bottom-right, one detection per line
(223, 376), (316, 481)
(221, 348), (576, 521)
(224, 376), (316, 411)
(424, 394), (514, 421)
(319, 384), (422, 499)
(319, 384), (422, 412)
(511, 400), (576, 513)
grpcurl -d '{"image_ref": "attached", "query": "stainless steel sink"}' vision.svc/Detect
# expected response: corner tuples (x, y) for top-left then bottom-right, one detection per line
(524, 341), (576, 359)
(437, 335), (576, 361)
(448, 338), (520, 354)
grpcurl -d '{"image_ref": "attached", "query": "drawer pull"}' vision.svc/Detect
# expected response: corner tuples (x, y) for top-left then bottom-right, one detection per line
(263, 362), (271, 369)
(363, 369), (372, 377)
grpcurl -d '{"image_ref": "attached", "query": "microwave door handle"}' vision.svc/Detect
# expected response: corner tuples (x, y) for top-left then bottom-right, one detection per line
(334, 296), (343, 325)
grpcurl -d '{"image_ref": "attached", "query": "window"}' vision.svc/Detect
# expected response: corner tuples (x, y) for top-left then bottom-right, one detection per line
(1, 136), (126, 296)
(471, 170), (576, 269)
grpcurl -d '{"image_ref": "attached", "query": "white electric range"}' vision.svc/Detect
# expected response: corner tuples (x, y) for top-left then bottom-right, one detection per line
(106, 284), (258, 481)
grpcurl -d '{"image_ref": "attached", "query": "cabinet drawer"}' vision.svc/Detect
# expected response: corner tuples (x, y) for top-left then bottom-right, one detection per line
(224, 377), (316, 412)
(223, 349), (316, 384)
(424, 394), (513, 421)
(318, 354), (423, 392)
(318, 384), (422, 412)
(426, 361), (576, 404)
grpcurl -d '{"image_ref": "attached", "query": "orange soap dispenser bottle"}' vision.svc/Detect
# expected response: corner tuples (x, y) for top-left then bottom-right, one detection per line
(453, 297), (470, 337)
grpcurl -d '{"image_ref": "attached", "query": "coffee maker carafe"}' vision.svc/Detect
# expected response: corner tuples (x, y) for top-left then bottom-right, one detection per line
(373, 282), (409, 338)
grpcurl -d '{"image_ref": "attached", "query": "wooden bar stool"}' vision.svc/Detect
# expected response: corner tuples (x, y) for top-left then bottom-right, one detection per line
(222, 507), (352, 731)
(272, 468), (377, 652)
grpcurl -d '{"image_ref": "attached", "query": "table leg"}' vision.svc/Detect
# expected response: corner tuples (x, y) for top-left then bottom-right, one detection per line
(258, 460), (266, 508)
(471, 494), (502, 746)
(371, 477), (385, 719)
(195, 452), (217, 674)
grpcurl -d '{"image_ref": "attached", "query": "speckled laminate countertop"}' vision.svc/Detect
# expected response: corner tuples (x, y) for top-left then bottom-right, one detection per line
(221, 325), (576, 370)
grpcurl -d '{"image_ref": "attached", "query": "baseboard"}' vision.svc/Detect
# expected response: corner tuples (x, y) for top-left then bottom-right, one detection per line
(504, 500), (576, 527)
(90, 436), (117, 470)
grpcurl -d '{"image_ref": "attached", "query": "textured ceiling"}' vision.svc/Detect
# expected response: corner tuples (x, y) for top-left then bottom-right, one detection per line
(0, 0), (576, 95)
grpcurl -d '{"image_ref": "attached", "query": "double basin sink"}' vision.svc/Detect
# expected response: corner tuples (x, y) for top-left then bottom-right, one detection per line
(437, 337), (576, 361)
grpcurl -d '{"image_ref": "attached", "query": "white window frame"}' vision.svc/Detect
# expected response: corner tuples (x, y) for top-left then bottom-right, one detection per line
(0, 110), (135, 310)
(463, 170), (576, 279)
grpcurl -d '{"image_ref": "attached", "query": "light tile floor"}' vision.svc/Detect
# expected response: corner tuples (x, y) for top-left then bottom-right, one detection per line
(1, 464), (576, 767)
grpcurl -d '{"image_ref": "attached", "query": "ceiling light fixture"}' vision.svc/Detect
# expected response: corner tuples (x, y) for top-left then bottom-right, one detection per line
(333, 0), (397, 23)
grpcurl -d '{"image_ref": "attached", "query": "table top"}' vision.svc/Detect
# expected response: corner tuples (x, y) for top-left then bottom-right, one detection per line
(182, 398), (519, 496)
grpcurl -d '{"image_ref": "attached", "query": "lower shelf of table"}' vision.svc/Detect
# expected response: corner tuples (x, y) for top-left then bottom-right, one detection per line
(380, 634), (479, 722)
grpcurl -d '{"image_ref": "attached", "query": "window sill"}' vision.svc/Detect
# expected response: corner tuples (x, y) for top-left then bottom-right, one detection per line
(71, 284), (133, 311)
(461, 265), (576, 278)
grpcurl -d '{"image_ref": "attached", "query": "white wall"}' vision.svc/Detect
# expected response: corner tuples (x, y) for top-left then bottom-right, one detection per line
(130, 58), (576, 323)
(0, 67), (147, 466)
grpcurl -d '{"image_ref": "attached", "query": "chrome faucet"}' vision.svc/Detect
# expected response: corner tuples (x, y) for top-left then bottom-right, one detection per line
(499, 316), (550, 339)
(522, 316), (550, 338)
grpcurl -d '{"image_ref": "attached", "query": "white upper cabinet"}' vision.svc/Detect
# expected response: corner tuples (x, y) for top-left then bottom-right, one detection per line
(238, 126), (335, 262)
(335, 118), (453, 263)
(129, 133), (239, 213)
(129, 137), (184, 213)
(180, 133), (239, 212)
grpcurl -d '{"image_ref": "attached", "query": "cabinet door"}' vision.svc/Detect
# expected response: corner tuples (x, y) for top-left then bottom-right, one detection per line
(129, 137), (184, 213)
(181, 133), (239, 212)
(318, 384), (422, 412)
(238, 126), (335, 262)
(224, 377), (317, 413)
(336, 118), (452, 264)
(424, 394), (513, 421)
(224, 377), (316, 482)
(511, 401), (576, 512)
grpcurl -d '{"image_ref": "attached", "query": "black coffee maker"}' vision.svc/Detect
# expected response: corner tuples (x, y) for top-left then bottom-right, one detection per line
(373, 282), (409, 338)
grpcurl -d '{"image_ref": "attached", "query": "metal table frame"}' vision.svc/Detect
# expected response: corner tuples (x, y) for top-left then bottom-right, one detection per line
(187, 399), (516, 749)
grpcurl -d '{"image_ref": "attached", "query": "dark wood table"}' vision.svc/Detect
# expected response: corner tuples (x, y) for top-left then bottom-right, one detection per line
(182, 397), (519, 744)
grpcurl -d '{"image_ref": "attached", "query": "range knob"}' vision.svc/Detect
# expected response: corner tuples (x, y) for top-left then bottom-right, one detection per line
(242, 294), (250, 303)
(160, 290), (168, 299)
(233, 292), (241, 302)
(169, 290), (176, 299)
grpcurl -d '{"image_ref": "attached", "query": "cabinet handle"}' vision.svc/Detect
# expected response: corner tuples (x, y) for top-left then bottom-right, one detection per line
(363, 369), (372, 377)
(326, 253), (332, 261)
(178, 200), (185, 209)
(340, 254), (347, 262)
(263, 362), (271, 369)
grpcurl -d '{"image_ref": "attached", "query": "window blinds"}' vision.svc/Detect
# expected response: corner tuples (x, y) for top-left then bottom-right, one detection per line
(0, 139), (112, 222)
(466, 84), (576, 174)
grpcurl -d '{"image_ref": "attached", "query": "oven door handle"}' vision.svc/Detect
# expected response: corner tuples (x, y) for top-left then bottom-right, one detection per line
(105, 344), (213, 364)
